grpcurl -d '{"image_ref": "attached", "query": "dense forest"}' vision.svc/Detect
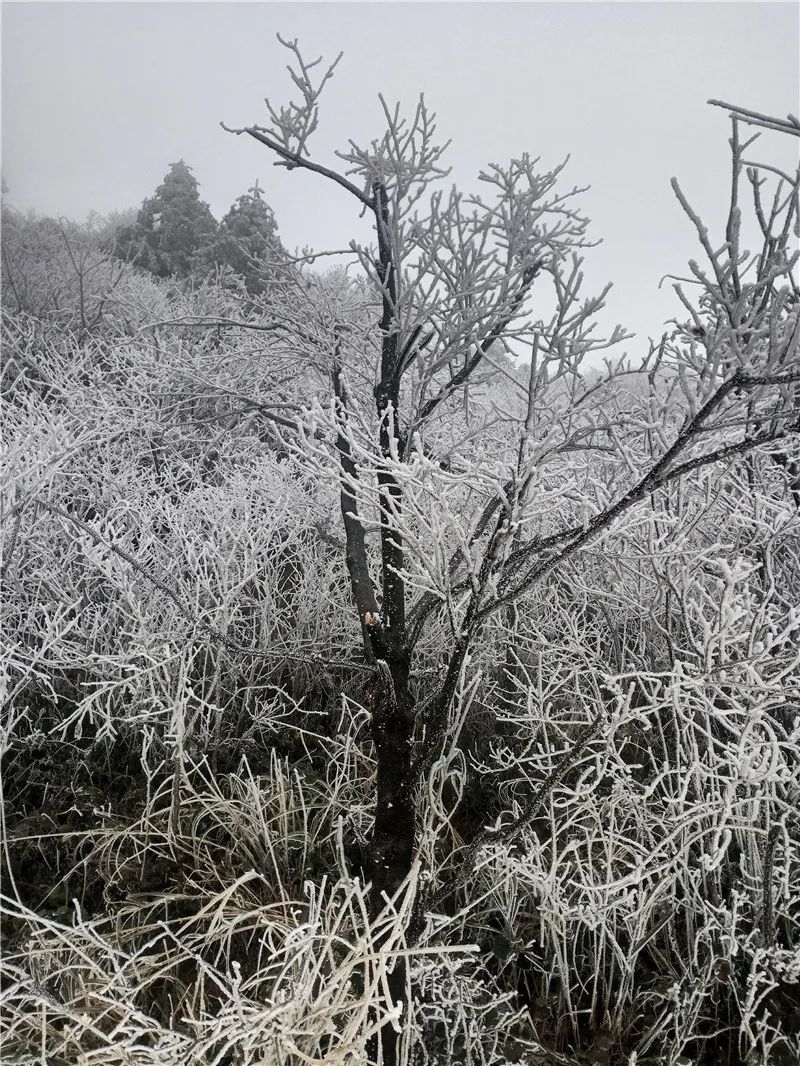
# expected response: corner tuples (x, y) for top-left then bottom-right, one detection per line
(1, 44), (799, 1066)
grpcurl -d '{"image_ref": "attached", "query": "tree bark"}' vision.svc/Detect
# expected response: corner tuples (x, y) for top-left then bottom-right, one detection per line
(329, 182), (416, 1064)
(365, 181), (416, 1065)
(365, 645), (415, 1064)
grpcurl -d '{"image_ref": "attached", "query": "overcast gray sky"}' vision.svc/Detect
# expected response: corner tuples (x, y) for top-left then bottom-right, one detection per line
(2, 2), (798, 348)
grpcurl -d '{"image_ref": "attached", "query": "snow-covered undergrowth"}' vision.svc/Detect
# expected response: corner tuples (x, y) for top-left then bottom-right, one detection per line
(1, 225), (798, 1065)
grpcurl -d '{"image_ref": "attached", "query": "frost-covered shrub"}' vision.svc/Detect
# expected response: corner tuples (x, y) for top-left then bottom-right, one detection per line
(2, 71), (799, 1066)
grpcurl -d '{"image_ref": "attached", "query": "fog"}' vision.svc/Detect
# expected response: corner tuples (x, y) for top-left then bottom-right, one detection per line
(3, 2), (798, 343)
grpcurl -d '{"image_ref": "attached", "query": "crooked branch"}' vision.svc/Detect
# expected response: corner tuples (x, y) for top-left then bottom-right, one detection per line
(221, 123), (375, 209)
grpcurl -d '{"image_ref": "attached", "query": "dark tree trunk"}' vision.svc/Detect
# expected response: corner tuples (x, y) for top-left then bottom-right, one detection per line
(332, 182), (418, 1065)
(369, 651), (416, 914)
(365, 181), (417, 1065)
(365, 649), (415, 1065)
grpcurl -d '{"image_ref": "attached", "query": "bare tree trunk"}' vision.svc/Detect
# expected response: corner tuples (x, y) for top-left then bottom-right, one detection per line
(365, 650), (415, 1065)
(333, 182), (417, 1064)
(364, 180), (417, 1064)
(369, 651), (415, 912)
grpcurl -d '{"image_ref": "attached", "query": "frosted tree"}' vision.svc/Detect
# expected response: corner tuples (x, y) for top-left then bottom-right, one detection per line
(221, 40), (799, 1061)
(115, 160), (217, 278)
(196, 179), (289, 295)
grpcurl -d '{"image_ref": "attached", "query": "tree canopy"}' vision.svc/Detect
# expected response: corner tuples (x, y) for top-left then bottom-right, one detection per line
(197, 180), (288, 294)
(115, 159), (217, 277)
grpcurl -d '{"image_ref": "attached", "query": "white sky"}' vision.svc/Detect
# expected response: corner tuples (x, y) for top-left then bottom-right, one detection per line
(2, 2), (798, 349)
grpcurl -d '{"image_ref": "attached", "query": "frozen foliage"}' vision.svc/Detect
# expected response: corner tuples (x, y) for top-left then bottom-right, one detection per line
(1, 54), (799, 1066)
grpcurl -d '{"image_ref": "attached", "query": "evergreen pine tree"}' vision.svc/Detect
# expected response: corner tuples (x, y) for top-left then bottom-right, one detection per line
(200, 180), (288, 295)
(116, 160), (217, 278)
